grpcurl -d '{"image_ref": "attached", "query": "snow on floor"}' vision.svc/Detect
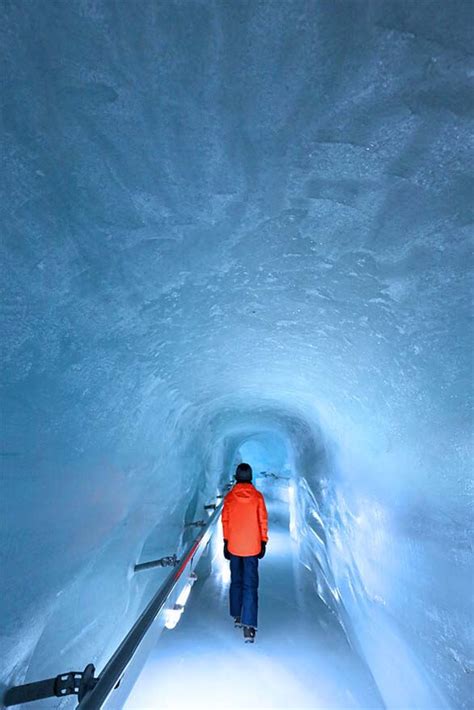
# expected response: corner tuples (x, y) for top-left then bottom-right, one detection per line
(125, 487), (383, 710)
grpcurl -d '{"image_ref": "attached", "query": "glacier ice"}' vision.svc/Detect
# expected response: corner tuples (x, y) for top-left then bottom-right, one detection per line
(0, 0), (472, 708)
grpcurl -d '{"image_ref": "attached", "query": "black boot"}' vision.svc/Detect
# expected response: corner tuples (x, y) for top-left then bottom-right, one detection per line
(243, 625), (256, 643)
(234, 616), (242, 628)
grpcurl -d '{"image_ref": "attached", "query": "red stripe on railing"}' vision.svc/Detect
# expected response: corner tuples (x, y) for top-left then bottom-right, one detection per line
(173, 538), (201, 579)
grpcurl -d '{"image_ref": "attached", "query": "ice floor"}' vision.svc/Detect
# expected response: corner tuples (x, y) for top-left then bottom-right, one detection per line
(125, 486), (383, 710)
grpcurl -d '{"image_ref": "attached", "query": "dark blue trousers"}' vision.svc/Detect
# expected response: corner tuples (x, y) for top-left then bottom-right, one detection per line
(229, 553), (259, 628)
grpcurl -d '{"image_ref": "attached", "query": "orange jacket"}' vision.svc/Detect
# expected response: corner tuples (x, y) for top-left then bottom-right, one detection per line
(222, 483), (268, 557)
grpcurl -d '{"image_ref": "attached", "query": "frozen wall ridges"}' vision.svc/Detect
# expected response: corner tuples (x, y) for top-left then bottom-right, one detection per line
(1, 1), (472, 708)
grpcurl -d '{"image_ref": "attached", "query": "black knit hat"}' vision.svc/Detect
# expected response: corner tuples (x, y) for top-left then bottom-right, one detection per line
(235, 463), (252, 482)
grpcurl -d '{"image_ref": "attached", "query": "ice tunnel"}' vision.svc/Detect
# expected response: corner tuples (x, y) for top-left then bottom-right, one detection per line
(1, 0), (472, 709)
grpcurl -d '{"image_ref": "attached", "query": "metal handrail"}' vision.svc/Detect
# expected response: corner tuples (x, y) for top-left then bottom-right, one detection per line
(77, 500), (224, 709)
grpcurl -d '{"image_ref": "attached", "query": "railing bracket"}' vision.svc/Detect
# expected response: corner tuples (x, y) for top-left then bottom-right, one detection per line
(184, 519), (206, 528)
(134, 554), (179, 572)
(259, 471), (289, 481)
(4, 664), (97, 707)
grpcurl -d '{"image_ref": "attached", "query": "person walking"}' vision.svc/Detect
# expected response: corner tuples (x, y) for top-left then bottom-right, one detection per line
(222, 463), (268, 643)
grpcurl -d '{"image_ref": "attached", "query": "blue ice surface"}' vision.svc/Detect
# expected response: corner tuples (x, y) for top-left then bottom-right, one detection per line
(0, 0), (473, 708)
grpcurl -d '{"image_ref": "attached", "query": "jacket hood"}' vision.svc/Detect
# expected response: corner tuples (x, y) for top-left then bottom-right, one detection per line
(229, 483), (256, 502)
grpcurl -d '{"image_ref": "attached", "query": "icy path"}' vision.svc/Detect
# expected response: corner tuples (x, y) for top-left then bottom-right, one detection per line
(125, 488), (383, 710)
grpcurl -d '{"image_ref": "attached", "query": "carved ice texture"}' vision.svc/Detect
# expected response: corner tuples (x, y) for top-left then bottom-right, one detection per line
(1, 1), (472, 709)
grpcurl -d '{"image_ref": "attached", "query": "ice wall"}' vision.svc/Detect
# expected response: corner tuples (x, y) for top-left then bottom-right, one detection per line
(1, 1), (472, 708)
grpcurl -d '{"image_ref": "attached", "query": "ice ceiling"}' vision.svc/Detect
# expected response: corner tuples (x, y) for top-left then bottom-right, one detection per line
(1, 1), (472, 708)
